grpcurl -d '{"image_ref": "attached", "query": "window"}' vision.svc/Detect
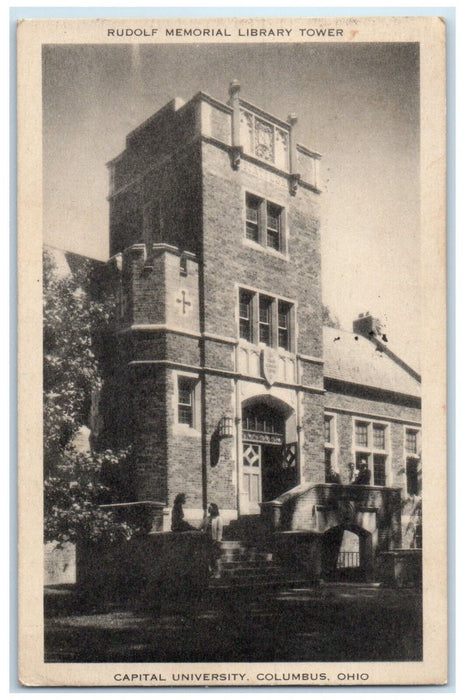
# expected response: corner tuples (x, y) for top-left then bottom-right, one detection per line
(405, 428), (421, 496)
(239, 289), (253, 341)
(179, 254), (188, 277)
(324, 415), (334, 444)
(373, 424), (386, 450)
(244, 193), (285, 254)
(325, 449), (333, 473)
(324, 413), (337, 482)
(245, 194), (260, 242)
(355, 422), (368, 447)
(373, 454), (386, 487)
(266, 202), (282, 250)
(353, 419), (390, 486)
(177, 377), (196, 428)
(406, 429), (418, 455)
(259, 295), (272, 346)
(238, 288), (294, 351)
(278, 301), (291, 350)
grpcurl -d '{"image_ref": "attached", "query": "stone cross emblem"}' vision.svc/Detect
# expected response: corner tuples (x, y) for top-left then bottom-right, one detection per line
(176, 290), (192, 315)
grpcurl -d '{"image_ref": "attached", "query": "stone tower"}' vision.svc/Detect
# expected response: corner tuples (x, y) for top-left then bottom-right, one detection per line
(103, 83), (324, 527)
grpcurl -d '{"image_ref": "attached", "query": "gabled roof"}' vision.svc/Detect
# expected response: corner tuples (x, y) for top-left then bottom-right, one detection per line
(323, 326), (421, 398)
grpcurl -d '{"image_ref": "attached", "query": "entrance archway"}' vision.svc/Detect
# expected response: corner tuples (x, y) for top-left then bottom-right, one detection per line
(321, 525), (374, 582)
(241, 397), (298, 512)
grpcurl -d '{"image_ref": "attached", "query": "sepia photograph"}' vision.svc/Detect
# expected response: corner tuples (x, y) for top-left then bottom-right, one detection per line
(17, 16), (447, 687)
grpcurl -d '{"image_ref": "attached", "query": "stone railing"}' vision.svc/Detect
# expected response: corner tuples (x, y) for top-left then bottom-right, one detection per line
(261, 482), (406, 584)
(260, 482), (402, 551)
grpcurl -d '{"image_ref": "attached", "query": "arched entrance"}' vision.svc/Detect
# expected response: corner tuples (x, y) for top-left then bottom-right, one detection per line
(241, 397), (298, 513)
(321, 525), (374, 582)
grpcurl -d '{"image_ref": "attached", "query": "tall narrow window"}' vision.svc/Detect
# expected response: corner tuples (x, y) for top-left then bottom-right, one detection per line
(406, 429), (418, 454)
(373, 454), (386, 486)
(355, 422), (368, 447)
(325, 449), (333, 473)
(373, 424), (385, 450)
(266, 202), (282, 250)
(259, 295), (272, 346)
(324, 413), (337, 482)
(239, 289), (253, 342)
(178, 377), (195, 427)
(278, 300), (291, 350)
(245, 194), (261, 242)
(405, 428), (420, 497)
(324, 415), (332, 444)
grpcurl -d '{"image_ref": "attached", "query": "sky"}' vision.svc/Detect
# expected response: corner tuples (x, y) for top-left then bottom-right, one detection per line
(43, 42), (420, 368)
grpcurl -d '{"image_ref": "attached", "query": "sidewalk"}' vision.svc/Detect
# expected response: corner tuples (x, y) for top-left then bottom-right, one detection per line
(44, 582), (422, 663)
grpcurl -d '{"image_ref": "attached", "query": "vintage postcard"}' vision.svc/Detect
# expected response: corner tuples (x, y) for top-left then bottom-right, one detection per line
(17, 15), (447, 687)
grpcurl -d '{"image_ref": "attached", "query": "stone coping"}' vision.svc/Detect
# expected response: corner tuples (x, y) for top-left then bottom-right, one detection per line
(99, 501), (166, 509)
(262, 481), (402, 507)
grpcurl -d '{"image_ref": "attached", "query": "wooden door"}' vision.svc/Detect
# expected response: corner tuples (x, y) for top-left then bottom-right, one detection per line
(242, 443), (261, 512)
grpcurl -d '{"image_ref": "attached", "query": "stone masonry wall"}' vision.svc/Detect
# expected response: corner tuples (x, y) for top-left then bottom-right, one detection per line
(204, 374), (236, 510)
(165, 367), (203, 512)
(300, 391), (325, 482)
(110, 140), (203, 258)
(200, 142), (322, 361)
(129, 365), (169, 502)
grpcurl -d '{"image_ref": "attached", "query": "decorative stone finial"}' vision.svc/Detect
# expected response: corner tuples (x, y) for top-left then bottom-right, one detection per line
(288, 113), (298, 126)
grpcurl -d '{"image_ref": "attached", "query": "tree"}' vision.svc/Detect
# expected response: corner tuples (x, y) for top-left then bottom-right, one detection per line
(43, 249), (134, 544)
(44, 447), (133, 544)
(322, 304), (341, 329)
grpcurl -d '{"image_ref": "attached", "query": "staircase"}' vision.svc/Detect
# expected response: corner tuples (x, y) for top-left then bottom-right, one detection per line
(208, 540), (310, 592)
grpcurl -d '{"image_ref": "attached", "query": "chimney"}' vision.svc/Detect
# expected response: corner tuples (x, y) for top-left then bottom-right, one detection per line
(353, 312), (383, 338)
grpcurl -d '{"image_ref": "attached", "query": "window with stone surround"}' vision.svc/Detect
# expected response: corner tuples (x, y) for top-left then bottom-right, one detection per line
(238, 288), (294, 351)
(324, 413), (338, 481)
(239, 289), (253, 342)
(406, 428), (420, 455)
(258, 295), (273, 345)
(266, 202), (282, 250)
(176, 374), (200, 432)
(245, 193), (260, 242)
(277, 301), (291, 351)
(405, 427), (421, 496)
(353, 419), (390, 486)
(244, 192), (285, 254)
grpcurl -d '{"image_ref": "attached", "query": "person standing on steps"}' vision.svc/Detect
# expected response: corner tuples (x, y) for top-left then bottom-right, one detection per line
(202, 503), (223, 578)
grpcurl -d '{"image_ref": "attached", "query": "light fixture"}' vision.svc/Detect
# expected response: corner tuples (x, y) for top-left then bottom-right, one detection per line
(218, 415), (234, 439)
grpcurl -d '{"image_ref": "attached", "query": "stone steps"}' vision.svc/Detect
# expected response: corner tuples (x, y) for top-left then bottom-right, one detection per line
(208, 539), (309, 591)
